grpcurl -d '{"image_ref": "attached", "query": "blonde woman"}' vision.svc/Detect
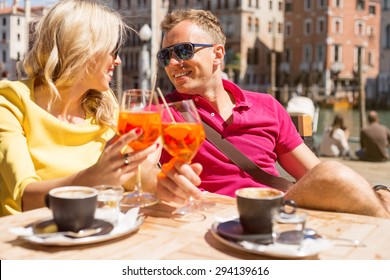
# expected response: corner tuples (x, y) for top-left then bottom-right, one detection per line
(0, 0), (160, 215)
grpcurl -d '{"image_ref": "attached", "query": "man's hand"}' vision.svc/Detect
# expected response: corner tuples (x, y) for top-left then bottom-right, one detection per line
(156, 158), (203, 205)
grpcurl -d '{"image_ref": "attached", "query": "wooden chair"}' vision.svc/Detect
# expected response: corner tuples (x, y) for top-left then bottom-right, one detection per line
(276, 113), (314, 181)
(289, 113), (313, 150)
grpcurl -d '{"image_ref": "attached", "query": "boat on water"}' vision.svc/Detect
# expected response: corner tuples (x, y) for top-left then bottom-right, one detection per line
(333, 98), (354, 110)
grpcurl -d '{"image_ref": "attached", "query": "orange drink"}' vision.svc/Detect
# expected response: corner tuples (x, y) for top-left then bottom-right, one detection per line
(160, 99), (214, 222)
(118, 88), (161, 208)
(162, 122), (205, 162)
(160, 99), (214, 221)
(118, 111), (161, 151)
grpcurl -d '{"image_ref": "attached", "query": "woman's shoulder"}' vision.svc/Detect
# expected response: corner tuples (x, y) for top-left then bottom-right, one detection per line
(0, 79), (33, 101)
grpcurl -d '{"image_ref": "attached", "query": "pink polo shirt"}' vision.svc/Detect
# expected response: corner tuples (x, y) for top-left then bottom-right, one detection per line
(160, 80), (303, 197)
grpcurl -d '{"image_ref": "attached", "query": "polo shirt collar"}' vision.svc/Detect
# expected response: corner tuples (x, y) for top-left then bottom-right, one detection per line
(170, 79), (252, 110)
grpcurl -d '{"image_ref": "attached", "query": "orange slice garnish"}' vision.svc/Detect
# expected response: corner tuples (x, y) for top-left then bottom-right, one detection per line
(164, 124), (192, 140)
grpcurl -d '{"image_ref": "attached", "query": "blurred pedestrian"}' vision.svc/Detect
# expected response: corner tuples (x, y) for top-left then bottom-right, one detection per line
(318, 115), (350, 157)
(356, 111), (390, 162)
(1, 71), (9, 80)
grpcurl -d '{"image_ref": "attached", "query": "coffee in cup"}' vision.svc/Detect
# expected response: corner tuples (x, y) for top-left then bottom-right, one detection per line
(45, 186), (98, 232)
(236, 187), (296, 243)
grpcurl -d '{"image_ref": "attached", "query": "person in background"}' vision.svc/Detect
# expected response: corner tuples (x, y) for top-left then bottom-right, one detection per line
(152, 9), (390, 218)
(356, 111), (390, 162)
(220, 60), (229, 80)
(0, 0), (160, 216)
(1, 71), (9, 80)
(318, 115), (350, 158)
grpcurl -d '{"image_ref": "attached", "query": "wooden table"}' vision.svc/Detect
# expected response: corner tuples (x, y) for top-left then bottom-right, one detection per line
(1, 193), (389, 260)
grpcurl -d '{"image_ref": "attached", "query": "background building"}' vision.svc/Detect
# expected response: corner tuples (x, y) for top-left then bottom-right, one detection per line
(0, 0), (47, 80)
(379, 0), (390, 107)
(1, 0), (387, 108)
(106, 0), (385, 108)
(283, 0), (381, 107)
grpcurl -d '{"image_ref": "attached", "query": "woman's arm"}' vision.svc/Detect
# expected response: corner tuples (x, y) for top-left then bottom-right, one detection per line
(22, 129), (161, 211)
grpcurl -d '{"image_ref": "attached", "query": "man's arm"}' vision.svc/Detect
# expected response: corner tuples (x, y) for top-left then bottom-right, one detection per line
(279, 143), (390, 217)
(277, 143), (320, 180)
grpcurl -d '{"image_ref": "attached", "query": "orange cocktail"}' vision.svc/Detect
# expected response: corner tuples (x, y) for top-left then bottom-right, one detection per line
(162, 122), (205, 162)
(118, 111), (161, 151)
(160, 99), (213, 222)
(118, 88), (161, 208)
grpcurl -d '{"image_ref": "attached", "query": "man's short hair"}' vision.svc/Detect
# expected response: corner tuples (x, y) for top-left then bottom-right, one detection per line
(160, 9), (226, 45)
(367, 111), (379, 124)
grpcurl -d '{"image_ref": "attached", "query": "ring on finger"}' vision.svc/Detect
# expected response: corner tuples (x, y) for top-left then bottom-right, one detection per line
(123, 153), (130, 165)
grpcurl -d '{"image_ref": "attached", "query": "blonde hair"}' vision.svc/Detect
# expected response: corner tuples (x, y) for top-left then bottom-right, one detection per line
(19, 0), (129, 127)
(160, 9), (226, 45)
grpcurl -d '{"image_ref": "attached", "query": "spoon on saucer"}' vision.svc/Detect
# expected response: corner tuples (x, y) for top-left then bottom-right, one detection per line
(35, 227), (103, 239)
(9, 226), (103, 239)
(304, 228), (366, 247)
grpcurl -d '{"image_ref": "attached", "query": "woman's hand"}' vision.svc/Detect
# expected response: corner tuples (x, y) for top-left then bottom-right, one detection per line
(156, 158), (203, 205)
(78, 128), (160, 186)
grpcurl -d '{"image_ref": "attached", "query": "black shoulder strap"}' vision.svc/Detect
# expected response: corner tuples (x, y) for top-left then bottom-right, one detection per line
(202, 120), (293, 192)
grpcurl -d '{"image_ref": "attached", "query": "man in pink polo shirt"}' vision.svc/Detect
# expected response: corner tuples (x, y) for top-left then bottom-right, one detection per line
(159, 84), (302, 197)
(154, 9), (390, 218)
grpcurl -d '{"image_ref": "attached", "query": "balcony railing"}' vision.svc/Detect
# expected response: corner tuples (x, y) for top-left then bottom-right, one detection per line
(279, 62), (290, 73)
(330, 62), (344, 74)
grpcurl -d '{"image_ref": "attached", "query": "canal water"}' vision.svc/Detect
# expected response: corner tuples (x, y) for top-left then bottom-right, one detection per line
(314, 108), (390, 154)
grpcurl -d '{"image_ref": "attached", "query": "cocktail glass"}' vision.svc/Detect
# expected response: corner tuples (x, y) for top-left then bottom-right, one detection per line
(161, 99), (215, 222)
(117, 89), (161, 207)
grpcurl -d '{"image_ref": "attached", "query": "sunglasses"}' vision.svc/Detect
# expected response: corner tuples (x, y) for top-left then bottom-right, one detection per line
(157, 42), (214, 67)
(111, 48), (120, 59)
(111, 41), (121, 59)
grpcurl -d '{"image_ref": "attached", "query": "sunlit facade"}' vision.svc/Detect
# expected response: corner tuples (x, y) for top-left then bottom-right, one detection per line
(0, 0), (47, 80)
(379, 0), (390, 106)
(283, 0), (381, 106)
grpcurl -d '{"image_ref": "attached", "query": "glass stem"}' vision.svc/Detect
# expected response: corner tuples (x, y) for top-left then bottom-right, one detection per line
(134, 165), (142, 194)
(188, 196), (198, 211)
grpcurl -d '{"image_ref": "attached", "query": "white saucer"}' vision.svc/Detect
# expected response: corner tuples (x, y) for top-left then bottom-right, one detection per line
(211, 221), (333, 259)
(11, 208), (143, 246)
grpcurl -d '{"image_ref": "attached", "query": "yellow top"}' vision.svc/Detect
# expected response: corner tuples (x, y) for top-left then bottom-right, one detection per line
(0, 79), (116, 216)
